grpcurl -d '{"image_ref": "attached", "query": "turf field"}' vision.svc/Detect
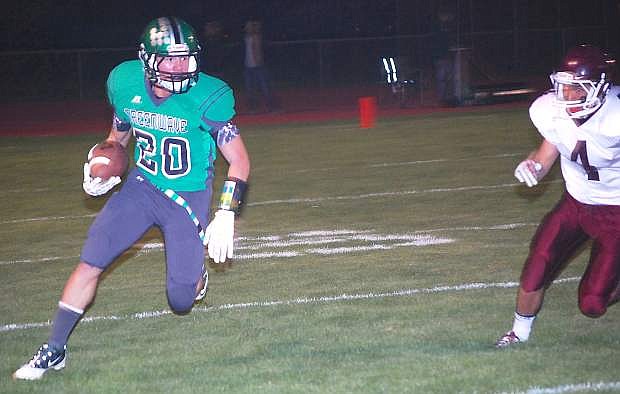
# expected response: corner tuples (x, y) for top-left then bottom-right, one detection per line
(1, 107), (619, 393)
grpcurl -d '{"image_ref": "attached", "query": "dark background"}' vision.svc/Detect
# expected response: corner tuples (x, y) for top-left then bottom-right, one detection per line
(4, 0), (619, 50)
(1, 0), (619, 104)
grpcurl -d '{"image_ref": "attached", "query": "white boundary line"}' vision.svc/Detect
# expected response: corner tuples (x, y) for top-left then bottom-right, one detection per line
(0, 276), (579, 333)
(288, 153), (524, 173)
(0, 256), (79, 266)
(247, 180), (563, 207)
(0, 223), (536, 266)
(0, 180), (563, 225)
(0, 213), (97, 225)
(0, 153), (525, 196)
(501, 381), (620, 394)
(247, 183), (518, 207)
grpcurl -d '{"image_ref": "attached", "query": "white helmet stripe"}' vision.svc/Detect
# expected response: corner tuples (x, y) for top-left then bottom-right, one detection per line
(170, 17), (183, 45)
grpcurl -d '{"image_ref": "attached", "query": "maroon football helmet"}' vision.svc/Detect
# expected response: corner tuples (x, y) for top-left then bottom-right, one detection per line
(550, 44), (616, 118)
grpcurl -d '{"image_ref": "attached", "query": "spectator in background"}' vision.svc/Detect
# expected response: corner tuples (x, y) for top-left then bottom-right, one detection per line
(243, 19), (277, 113)
(201, 20), (230, 80)
(431, 7), (455, 106)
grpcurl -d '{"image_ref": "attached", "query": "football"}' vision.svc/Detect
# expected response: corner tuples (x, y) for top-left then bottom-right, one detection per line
(88, 140), (129, 180)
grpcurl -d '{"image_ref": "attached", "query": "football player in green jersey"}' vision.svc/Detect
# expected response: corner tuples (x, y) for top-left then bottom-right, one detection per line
(14, 17), (250, 380)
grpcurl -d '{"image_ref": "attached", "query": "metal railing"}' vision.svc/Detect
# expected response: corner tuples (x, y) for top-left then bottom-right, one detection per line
(0, 26), (611, 102)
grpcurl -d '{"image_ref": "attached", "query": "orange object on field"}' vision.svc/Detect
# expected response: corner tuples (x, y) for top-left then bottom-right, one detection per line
(358, 96), (377, 128)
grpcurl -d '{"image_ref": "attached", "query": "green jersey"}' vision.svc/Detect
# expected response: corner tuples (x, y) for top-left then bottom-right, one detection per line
(107, 60), (235, 191)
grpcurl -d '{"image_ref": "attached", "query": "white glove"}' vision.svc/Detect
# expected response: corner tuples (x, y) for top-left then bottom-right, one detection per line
(514, 160), (543, 187)
(82, 162), (121, 196)
(204, 209), (235, 263)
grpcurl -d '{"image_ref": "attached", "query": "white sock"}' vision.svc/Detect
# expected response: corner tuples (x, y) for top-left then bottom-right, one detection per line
(511, 312), (535, 341)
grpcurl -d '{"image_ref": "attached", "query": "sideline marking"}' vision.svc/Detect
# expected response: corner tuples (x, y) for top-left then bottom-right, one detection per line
(502, 381), (620, 394)
(0, 214), (96, 225)
(367, 153), (523, 169)
(290, 153), (524, 173)
(0, 256), (79, 266)
(0, 277), (580, 333)
(246, 180), (563, 207)
(0, 224), (535, 266)
(0, 180), (563, 224)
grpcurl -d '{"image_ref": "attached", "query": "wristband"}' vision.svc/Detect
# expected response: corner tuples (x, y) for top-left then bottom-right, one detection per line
(218, 177), (248, 214)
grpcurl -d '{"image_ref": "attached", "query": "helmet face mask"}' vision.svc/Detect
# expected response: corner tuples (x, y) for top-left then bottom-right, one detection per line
(139, 17), (201, 94)
(550, 71), (607, 118)
(549, 44), (615, 119)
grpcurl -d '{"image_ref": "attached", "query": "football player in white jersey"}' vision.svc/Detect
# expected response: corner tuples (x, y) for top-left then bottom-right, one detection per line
(496, 44), (620, 348)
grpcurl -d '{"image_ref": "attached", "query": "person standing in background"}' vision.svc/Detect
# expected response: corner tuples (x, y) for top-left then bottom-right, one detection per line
(243, 19), (276, 113)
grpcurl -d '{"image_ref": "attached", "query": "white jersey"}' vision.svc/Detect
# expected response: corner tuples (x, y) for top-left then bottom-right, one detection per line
(529, 86), (620, 205)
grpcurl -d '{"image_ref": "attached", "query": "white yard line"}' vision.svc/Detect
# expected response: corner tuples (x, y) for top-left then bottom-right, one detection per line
(0, 223), (536, 266)
(0, 214), (96, 225)
(291, 153), (524, 173)
(247, 180), (562, 207)
(0, 276), (580, 333)
(501, 381), (620, 394)
(0, 256), (79, 266)
(367, 153), (524, 169)
(0, 180), (563, 224)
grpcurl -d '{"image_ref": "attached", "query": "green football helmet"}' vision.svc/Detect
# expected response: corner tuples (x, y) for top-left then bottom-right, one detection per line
(138, 17), (201, 93)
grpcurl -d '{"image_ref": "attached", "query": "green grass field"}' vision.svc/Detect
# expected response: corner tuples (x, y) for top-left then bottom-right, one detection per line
(1, 107), (619, 393)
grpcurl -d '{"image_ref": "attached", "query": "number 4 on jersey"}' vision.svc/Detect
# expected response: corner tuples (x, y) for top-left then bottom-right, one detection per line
(571, 140), (600, 181)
